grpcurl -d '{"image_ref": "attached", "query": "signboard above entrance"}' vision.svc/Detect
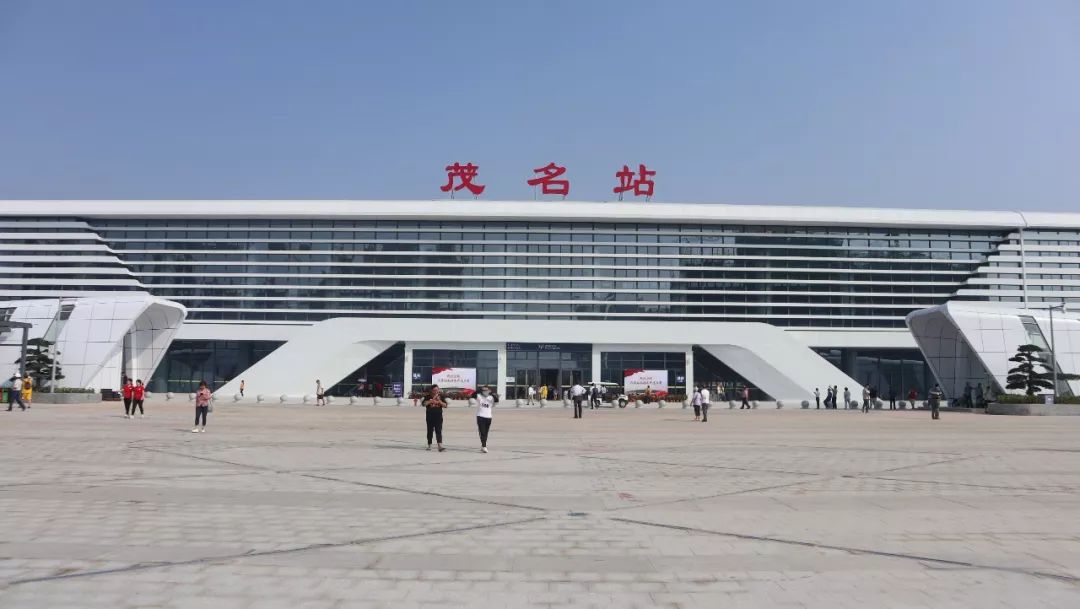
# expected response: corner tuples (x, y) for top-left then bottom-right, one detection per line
(431, 367), (477, 389)
(624, 369), (669, 393)
(506, 343), (591, 352)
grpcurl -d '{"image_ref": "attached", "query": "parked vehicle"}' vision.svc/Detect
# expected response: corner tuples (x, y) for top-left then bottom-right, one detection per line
(595, 383), (629, 408)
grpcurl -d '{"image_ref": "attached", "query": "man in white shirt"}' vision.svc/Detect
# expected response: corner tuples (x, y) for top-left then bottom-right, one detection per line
(700, 385), (711, 423)
(7, 375), (26, 411)
(570, 382), (586, 419)
(527, 385), (536, 405)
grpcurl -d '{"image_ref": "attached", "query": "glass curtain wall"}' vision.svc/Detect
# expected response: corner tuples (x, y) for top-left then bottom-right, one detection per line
(149, 340), (284, 393)
(410, 349), (498, 396)
(600, 352), (686, 398)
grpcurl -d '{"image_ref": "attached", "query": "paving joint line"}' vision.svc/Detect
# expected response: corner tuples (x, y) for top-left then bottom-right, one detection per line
(606, 476), (822, 512)
(867, 455), (979, 474)
(863, 475), (1076, 494)
(3, 516), (548, 588)
(611, 516), (1080, 585)
(580, 454), (822, 477)
(0, 470), (255, 490)
(295, 472), (550, 512)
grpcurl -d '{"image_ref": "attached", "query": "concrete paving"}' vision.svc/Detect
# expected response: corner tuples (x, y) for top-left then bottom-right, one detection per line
(2, 401), (1080, 608)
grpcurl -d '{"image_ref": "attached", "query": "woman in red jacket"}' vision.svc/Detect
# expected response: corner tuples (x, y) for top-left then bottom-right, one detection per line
(122, 378), (134, 419)
(132, 379), (146, 418)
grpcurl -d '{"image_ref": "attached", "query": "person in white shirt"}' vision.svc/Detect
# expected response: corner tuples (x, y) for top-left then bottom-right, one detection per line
(570, 382), (586, 419)
(700, 385), (711, 423)
(526, 385), (536, 405)
(7, 375), (26, 411)
(814, 387), (820, 409)
(691, 386), (703, 421)
(315, 379), (325, 407)
(475, 385), (497, 453)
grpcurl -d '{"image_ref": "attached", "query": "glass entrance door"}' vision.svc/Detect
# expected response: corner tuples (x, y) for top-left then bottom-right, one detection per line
(514, 369), (539, 399)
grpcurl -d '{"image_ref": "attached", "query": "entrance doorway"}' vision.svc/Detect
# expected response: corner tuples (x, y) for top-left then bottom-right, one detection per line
(506, 343), (592, 399)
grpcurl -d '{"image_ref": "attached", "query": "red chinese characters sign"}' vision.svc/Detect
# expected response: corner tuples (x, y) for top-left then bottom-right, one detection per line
(527, 162), (570, 197)
(439, 162), (655, 199)
(613, 164), (655, 199)
(441, 162), (485, 197)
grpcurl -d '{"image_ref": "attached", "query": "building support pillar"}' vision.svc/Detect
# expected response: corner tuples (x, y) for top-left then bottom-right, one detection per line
(841, 349), (858, 381)
(591, 345), (602, 385)
(496, 344), (508, 399)
(402, 343), (413, 399)
(684, 347), (694, 397)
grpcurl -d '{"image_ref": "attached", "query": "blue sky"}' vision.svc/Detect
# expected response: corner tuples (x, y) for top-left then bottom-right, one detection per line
(0, 0), (1077, 210)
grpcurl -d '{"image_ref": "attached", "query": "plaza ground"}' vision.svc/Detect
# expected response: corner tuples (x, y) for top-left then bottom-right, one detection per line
(2, 402), (1080, 608)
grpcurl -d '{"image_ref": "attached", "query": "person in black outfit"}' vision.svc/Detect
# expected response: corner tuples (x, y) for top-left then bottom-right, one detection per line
(888, 388), (897, 410)
(423, 385), (447, 452)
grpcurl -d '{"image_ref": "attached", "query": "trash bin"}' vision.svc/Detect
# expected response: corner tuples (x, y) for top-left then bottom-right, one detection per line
(1, 388), (8, 403)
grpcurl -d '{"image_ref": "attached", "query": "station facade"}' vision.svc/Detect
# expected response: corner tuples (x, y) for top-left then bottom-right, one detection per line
(2, 200), (1079, 401)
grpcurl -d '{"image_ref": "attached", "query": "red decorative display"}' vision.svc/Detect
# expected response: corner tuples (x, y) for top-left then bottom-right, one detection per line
(440, 162), (486, 196)
(613, 164), (655, 198)
(526, 162), (570, 196)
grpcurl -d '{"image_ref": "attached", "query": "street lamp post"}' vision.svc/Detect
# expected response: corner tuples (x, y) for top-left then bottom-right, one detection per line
(1048, 303), (1067, 403)
(50, 296), (62, 393)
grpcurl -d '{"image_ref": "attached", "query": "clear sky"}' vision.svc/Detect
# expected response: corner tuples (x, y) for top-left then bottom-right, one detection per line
(1, 0), (1077, 210)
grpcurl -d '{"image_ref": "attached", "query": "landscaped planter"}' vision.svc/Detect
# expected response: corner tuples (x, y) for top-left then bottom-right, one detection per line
(987, 403), (1080, 416)
(33, 392), (98, 404)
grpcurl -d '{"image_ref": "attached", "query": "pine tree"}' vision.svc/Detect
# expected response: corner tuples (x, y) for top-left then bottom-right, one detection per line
(1005, 344), (1080, 397)
(13, 338), (64, 388)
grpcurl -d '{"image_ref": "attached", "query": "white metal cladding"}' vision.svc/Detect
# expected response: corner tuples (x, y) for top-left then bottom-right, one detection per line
(907, 302), (1080, 399)
(0, 294), (186, 390)
(1, 200), (1080, 330)
(0, 219), (145, 300)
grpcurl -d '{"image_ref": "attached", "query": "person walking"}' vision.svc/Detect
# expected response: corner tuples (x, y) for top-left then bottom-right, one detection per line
(975, 382), (986, 408)
(824, 386), (833, 409)
(963, 382), (973, 408)
(132, 379), (146, 418)
(423, 385), (447, 451)
(843, 387), (851, 409)
(6, 375), (26, 411)
(861, 386), (871, 413)
(475, 385), (496, 453)
(907, 387), (918, 409)
(315, 380), (325, 406)
(239, 379), (245, 397)
(527, 385), (536, 405)
(929, 384), (943, 420)
(539, 385), (548, 402)
(193, 380), (211, 433)
(888, 388), (897, 410)
(122, 377), (135, 418)
(700, 385), (711, 423)
(740, 386), (751, 410)
(691, 385), (702, 421)
(570, 381), (586, 419)
(590, 384), (600, 409)
(20, 374), (33, 408)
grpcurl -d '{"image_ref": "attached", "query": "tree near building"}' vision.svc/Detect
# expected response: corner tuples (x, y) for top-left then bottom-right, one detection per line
(1005, 344), (1080, 397)
(13, 338), (64, 388)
